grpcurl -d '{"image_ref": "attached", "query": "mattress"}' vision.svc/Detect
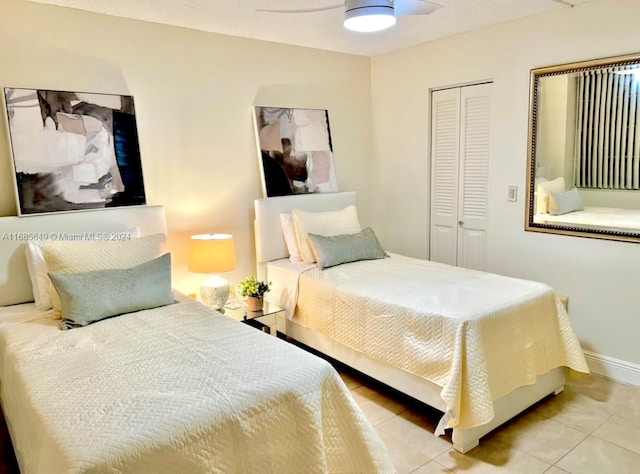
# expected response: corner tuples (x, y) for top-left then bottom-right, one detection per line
(0, 296), (393, 473)
(271, 254), (589, 434)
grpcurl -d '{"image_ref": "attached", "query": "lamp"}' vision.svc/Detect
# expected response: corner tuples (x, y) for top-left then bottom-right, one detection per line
(188, 234), (237, 310)
(344, 0), (396, 33)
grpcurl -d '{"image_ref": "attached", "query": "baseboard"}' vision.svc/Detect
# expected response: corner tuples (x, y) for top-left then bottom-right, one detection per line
(583, 350), (640, 388)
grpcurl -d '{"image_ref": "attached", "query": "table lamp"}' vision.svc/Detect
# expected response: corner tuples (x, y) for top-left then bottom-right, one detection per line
(188, 233), (237, 310)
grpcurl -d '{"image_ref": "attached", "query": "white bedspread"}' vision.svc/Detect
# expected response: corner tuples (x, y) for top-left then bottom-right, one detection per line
(290, 255), (589, 434)
(0, 296), (393, 473)
(534, 206), (640, 231)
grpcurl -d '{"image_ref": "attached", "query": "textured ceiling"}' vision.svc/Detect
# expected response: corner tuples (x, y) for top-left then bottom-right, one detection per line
(26, 0), (594, 56)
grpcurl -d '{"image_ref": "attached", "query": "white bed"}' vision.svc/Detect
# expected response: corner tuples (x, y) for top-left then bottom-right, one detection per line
(534, 206), (640, 232)
(254, 191), (590, 454)
(0, 206), (393, 473)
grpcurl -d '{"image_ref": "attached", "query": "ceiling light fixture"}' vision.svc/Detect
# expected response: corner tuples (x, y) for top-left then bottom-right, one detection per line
(344, 0), (397, 33)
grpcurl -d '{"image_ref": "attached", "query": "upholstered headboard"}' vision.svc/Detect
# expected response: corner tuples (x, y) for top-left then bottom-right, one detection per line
(0, 205), (167, 307)
(254, 192), (357, 278)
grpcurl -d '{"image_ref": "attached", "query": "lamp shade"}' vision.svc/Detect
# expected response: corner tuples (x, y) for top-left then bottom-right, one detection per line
(188, 234), (237, 274)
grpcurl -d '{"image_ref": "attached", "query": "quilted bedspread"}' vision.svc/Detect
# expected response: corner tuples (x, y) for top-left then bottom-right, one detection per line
(294, 254), (589, 434)
(0, 297), (394, 473)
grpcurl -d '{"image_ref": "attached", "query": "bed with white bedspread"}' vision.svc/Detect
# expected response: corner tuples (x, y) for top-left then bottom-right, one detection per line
(254, 192), (590, 453)
(0, 297), (391, 473)
(0, 205), (394, 473)
(534, 206), (640, 232)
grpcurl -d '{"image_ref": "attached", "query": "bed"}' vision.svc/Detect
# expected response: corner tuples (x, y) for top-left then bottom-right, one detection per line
(534, 206), (640, 232)
(254, 191), (590, 454)
(0, 205), (393, 473)
(533, 177), (640, 233)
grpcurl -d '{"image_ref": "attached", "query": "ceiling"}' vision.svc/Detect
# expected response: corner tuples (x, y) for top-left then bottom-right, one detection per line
(26, 0), (594, 56)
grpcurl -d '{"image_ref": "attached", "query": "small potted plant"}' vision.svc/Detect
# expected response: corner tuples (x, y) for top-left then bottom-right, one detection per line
(239, 276), (271, 311)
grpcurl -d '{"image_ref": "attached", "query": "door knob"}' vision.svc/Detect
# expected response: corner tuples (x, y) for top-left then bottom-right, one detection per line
(458, 221), (464, 227)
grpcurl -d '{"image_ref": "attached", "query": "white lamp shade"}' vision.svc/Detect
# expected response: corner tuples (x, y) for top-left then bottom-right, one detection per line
(344, 3), (396, 33)
(188, 234), (236, 274)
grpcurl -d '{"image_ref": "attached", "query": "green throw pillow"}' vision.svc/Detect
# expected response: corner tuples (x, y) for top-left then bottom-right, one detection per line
(49, 253), (174, 330)
(307, 227), (387, 270)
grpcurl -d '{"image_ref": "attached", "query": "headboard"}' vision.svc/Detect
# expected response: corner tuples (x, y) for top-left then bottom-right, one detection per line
(0, 205), (167, 307)
(254, 191), (357, 278)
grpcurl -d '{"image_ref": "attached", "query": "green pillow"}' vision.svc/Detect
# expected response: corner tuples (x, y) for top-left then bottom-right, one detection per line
(49, 253), (174, 330)
(307, 227), (387, 270)
(548, 188), (584, 216)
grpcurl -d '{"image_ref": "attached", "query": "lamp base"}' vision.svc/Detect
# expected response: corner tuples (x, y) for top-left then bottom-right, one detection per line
(200, 274), (229, 311)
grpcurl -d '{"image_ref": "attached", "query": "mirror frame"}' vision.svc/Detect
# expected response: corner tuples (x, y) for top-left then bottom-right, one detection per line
(525, 52), (640, 244)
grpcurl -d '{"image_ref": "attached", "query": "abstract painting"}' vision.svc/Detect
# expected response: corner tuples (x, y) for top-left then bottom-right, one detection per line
(253, 106), (338, 197)
(3, 88), (146, 215)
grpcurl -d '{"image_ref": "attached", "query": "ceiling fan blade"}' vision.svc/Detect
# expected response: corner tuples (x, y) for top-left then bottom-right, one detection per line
(257, 4), (343, 14)
(394, 0), (443, 16)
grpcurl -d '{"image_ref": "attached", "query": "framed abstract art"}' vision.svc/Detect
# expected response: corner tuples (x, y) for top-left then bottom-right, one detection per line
(3, 87), (146, 215)
(252, 106), (338, 197)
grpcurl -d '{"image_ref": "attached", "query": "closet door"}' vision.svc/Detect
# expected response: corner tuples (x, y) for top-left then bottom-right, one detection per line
(430, 88), (460, 266)
(430, 83), (491, 270)
(457, 84), (490, 270)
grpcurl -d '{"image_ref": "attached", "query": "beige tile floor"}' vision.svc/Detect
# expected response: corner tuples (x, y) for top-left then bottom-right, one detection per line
(338, 367), (640, 474)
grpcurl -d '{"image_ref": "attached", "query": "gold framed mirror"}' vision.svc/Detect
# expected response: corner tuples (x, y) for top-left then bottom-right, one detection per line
(525, 52), (640, 243)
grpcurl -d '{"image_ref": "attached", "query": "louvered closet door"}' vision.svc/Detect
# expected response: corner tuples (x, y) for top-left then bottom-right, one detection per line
(430, 88), (460, 266)
(430, 83), (491, 270)
(457, 84), (490, 270)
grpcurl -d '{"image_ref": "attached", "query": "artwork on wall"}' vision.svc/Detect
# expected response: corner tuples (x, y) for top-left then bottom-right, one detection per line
(2, 87), (146, 215)
(252, 106), (339, 197)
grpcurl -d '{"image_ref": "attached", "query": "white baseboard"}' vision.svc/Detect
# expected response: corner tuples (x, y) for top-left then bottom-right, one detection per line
(583, 350), (640, 388)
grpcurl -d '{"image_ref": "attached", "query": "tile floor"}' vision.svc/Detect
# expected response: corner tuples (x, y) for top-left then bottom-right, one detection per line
(338, 366), (640, 474)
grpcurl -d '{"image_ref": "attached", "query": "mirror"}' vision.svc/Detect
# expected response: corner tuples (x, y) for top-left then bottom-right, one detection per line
(526, 53), (640, 243)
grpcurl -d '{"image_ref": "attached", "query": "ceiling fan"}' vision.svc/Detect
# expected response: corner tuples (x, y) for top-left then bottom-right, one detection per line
(257, 0), (443, 33)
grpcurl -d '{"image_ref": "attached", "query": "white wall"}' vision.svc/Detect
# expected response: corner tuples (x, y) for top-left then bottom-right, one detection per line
(0, 0), (372, 295)
(371, 0), (640, 368)
(537, 75), (574, 186)
(580, 189), (640, 208)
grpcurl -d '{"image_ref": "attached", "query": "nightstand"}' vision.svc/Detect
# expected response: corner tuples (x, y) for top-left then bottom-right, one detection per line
(223, 301), (286, 337)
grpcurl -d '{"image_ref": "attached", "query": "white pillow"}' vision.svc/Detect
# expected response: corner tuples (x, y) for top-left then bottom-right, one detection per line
(280, 214), (303, 263)
(292, 205), (361, 264)
(536, 177), (566, 214)
(43, 233), (164, 318)
(25, 228), (141, 310)
(25, 240), (53, 310)
(548, 188), (584, 216)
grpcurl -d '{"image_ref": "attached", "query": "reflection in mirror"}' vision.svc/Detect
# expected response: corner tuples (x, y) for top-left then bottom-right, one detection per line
(526, 53), (640, 243)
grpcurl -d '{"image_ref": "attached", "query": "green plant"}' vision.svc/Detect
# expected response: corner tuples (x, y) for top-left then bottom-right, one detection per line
(239, 276), (271, 298)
